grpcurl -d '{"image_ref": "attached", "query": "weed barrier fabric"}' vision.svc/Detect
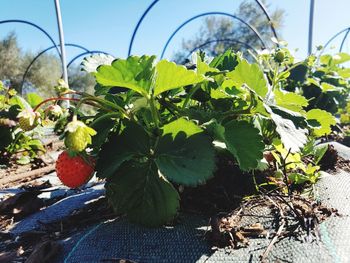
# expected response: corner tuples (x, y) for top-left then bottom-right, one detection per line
(62, 143), (350, 263)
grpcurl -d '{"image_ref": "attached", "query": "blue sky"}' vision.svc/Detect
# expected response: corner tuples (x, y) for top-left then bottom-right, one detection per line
(0, 0), (349, 62)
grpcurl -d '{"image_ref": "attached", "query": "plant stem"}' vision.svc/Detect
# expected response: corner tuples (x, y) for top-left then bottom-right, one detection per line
(149, 96), (160, 128)
(89, 112), (121, 127)
(82, 95), (129, 118)
(33, 97), (80, 112)
(183, 84), (201, 109)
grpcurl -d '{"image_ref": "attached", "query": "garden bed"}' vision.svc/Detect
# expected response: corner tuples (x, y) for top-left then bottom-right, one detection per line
(0, 141), (349, 263)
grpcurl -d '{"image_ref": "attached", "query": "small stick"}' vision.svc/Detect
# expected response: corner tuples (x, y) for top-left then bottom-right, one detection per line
(0, 164), (55, 187)
(260, 196), (286, 262)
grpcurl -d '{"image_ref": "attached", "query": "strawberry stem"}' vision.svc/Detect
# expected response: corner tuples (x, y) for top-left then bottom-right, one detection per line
(33, 97), (108, 112)
(33, 97), (80, 112)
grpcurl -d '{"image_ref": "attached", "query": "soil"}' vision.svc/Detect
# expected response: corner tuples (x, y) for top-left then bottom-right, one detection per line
(0, 139), (63, 189)
(207, 193), (339, 261)
(180, 153), (262, 215)
(321, 124), (350, 147)
(0, 138), (348, 262)
(337, 156), (350, 172)
(318, 144), (350, 173)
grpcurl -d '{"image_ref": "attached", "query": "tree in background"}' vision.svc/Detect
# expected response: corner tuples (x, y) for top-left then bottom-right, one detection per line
(0, 32), (95, 98)
(173, 0), (284, 62)
(0, 32), (22, 85)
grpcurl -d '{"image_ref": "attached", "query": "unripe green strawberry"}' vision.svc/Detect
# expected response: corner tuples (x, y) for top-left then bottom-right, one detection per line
(64, 116), (96, 152)
(56, 151), (95, 188)
(46, 105), (63, 120)
(55, 79), (72, 95)
(274, 50), (285, 63)
(17, 109), (41, 131)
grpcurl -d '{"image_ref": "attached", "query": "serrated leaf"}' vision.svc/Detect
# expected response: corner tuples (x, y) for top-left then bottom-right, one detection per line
(227, 59), (268, 98)
(82, 53), (115, 73)
(196, 53), (220, 75)
(223, 120), (264, 170)
(266, 105), (308, 153)
(306, 109), (336, 137)
(106, 161), (179, 226)
(333, 52), (350, 64)
(94, 55), (156, 96)
(274, 89), (308, 112)
(155, 118), (215, 186)
(209, 49), (238, 71)
(154, 60), (206, 96)
(96, 121), (150, 178)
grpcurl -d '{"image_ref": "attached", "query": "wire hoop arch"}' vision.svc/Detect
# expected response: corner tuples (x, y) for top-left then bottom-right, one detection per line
(161, 12), (266, 59)
(321, 27), (350, 55)
(128, 0), (278, 56)
(186, 38), (258, 58)
(22, 44), (90, 90)
(0, 19), (61, 58)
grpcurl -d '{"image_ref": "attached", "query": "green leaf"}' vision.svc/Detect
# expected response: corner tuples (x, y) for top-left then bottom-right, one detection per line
(96, 121), (150, 178)
(210, 49), (238, 71)
(314, 144), (328, 165)
(196, 53), (220, 75)
(320, 53), (350, 66)
(94, 55), (156, 96)
(154, 60), (206, 96)
(320, 82), (343, 93)
(288, 64), (308, 83)
(155, 118), (216, 186)
(106, 161), (179, 226)
(90, 113), (119, 151)
(27, 139), (45, 151)
(26, 93), (43, 108)
(333, 52), (350, 64)
(288, 173), (309, 184)
(320, 55), (332, 65)
(266, 105), (308, 153)
(9, 95), (32, 110)
(210, 88), (228, 99)
(16, 156), (31, 165)
(337, 68), (350, 78)
(306, 109), (336, 137)
(227, 59), (268, 98)
(274, 89), (308, 112)
(203, 119), (225, 142)
(223, 120), (264, 170)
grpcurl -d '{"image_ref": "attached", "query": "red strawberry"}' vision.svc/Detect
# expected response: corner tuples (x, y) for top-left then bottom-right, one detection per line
(55, 151), (95, 188)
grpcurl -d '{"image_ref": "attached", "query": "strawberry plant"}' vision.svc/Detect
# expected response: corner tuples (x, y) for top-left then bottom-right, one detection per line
(33, 48), (342, 226)
(0, 82), (45, 164)
(258, 43), (350, 116)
